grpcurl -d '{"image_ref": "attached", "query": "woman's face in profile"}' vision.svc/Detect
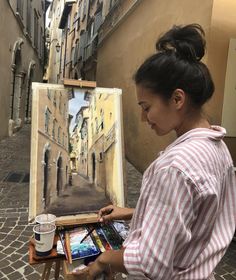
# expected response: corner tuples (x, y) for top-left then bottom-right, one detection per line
(136, 85), (181, 136)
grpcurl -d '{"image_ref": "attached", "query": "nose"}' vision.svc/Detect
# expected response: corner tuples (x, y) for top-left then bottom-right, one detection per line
(141, 110), (147, 122)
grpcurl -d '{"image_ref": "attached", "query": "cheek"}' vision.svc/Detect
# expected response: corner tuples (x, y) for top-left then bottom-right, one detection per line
(147, 108), (160, 122)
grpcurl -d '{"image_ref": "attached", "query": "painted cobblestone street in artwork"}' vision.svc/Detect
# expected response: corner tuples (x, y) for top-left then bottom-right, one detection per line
(0, 125), (235, 279)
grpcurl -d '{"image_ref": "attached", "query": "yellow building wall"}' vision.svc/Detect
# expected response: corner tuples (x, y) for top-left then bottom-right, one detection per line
(87, 88), (125, 206)
(96, 0), (215, 172)
(207, 0), (236, 163)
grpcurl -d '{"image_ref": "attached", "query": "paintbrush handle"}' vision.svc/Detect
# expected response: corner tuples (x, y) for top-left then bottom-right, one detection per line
(80, 227), (95, 244)
(65, 231), (72, 264)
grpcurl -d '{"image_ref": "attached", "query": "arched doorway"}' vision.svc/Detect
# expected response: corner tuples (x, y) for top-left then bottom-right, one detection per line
(43, 149), (50, 208)
(25, 60), (36, 123)
(56, 156), (63, 196)
(9, 38), (25, 134)
(92, 153), (96, 182)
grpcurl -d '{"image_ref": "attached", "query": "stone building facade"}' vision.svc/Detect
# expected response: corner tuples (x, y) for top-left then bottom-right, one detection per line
(0, 0), (47, 139)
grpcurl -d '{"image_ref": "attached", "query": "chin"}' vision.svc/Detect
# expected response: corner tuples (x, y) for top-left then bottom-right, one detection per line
(154, 128), (169, 136)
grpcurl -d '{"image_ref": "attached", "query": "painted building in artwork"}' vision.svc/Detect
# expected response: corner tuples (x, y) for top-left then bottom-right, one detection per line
(30, 83), (71, 215)
(68, 88), (124, 205)
(0, 0), (47, 139)
(87, 88), (124, 205)
(70, 105), (89, 174)
(47, 0), (236, 173)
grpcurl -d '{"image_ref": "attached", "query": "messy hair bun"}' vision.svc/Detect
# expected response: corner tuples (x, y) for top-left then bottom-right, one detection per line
(156, 24), (206, 62)
(134, 24), (214, 107)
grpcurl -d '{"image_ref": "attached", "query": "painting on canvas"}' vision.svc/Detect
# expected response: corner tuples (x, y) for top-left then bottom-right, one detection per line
(29, 83), (125, 221)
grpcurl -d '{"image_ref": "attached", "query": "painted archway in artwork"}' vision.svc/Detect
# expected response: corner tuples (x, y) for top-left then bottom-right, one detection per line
(56, 151), (63, 196)
(92, 152), (96, 183)
(42, 143), (51, 208)
(25, 60), (36, 123)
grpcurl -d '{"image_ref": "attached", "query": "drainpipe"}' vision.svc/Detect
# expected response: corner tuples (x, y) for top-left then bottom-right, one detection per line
(63, 27), (68, 78)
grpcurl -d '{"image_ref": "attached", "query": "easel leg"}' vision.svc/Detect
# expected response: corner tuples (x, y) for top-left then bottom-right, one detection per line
(54, 260), (61, 279)
(41, 262), (53, 280)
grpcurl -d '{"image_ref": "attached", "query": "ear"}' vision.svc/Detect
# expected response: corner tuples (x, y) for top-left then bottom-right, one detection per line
(171, 89), (185, 109)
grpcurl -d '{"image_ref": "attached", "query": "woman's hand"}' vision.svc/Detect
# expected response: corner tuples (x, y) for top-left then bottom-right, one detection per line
(72, 250), (126, 279)
(72, 260), (112, 280)
(98, 205), (134, 223)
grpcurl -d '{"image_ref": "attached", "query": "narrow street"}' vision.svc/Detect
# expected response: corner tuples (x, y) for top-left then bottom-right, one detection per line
(0, 125), (235, 279)
(47, 174), (111, 216)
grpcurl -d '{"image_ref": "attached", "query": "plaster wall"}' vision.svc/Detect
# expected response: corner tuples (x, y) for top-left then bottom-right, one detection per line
(207, 0), (236, 164)
(0, 1), (44, 139)
(96, 0), (214, 172)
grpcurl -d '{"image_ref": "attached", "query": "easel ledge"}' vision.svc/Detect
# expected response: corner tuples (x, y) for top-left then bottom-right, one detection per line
(63, 79), (96, 89)
(55, 212), (98, 227)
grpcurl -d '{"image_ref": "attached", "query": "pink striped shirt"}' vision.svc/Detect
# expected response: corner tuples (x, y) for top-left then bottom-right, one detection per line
(123, 126), (236, 279)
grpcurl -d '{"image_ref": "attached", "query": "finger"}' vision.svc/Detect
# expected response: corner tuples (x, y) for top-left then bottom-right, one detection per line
(98, 205), (113, 222)
(101, 213), (113, 223)
(72, 267), (89, 275)
(87, 262), (94, 267)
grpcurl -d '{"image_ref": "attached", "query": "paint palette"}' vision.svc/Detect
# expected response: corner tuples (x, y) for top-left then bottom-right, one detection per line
(70, 228), (100, 260)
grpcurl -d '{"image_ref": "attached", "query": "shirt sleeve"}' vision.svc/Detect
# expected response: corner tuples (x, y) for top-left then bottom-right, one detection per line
(123, 166), (199, 279)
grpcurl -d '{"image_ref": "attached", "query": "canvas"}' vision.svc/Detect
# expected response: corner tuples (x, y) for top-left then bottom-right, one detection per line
(29, 82), (125, 221)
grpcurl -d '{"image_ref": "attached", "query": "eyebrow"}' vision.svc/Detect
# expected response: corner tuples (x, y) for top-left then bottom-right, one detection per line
(138, 101), (147, 105)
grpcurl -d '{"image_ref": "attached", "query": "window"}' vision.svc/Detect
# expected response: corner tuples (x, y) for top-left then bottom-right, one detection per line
(82, 0), (87, 21)
(78, 31), (88, 61)
(47, 89), (51, 100)
(73, 12), (78, 29)
(45, 108), (51, 135)
(71, 47), (75, 65)
(17, 0), (24, 19)
(94, 10), (103, 34)
(58, 126), (61, 144)
(100, 109), (104, 130)
(34, 10), (39, 49)
(77, 4), (81, 30)
(99, 152), (103, 162)
(52, 119), (56, 139)
(40, 27), (44, 59)
(109, 0), (118, 10)
(67, 13), (71, 31)
(59, 92), (62, 113)
(53, 91), (57, 107)
(62, 132), (65, 146)
(26, 0), (32, 36)
(64, 103), (67, 120)
(95, 117), (98, 133)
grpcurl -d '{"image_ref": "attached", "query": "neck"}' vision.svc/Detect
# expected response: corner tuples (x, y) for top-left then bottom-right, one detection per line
(175, 111), (210, 137)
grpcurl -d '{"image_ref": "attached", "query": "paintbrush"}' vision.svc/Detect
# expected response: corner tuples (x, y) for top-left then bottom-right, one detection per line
(80, 227), (96, 244)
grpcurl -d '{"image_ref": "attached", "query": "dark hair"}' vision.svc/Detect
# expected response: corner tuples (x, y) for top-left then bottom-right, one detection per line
(134, 24), (214, 107)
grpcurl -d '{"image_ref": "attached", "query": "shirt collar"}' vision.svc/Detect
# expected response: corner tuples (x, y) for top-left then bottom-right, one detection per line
(164, 125), (226, 152)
